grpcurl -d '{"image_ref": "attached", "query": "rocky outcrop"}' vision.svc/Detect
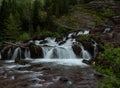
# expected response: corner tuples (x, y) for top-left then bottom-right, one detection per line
(1, 46), (13, 60)
(29, 43), (43, 58)
(72, 45), (82, 58)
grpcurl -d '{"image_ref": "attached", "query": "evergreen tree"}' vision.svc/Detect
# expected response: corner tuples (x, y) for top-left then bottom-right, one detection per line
(32, 0), (42, 32)
(4, 13), (21, 41)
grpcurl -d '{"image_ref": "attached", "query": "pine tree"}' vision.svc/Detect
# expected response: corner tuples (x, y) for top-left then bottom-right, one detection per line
(4, 13), (21, 41)
(32, 0), (42, 32)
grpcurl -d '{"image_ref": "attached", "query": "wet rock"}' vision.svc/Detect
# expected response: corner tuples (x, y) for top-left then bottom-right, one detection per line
(29, 43), (43, 58)
(94, 72), (104, 78)
(72, 45), (82, 57)
(19, 48), (26, 59)
(0, 60), (4, 66)
(59, 41), (66, 45)
(112, 16), (120, 24)
(17, 66), (32, 71)
(82, 60), (91, 65)
(38, 75), (52, 82)
(40, 40), (48, 44)
(59, 77), (69, 83)
(1, 46), (13, 60)
(82, 41), (94, 57)
(31, 63), (43, 68)
(113, 32), (120, 41)
(15, 59), (30, 65)
(55, 37), (63, 43)
(41, 67), (51, 71)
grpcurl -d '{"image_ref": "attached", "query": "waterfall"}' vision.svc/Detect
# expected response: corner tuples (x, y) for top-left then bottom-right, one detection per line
(31, 31), (91, 59)
(25, 48), (31, 59)
(92, 39), (98, 59)
(41, 38), (76, 59)
(103, 27), (111, 33)
(42, 47), (52, 57)
(45, 48), (54, 58)
(11, 47), (21, 60)
(80, 44), (91, 60)
(1, 30), (93, 62)
(8, 48), (12, 59)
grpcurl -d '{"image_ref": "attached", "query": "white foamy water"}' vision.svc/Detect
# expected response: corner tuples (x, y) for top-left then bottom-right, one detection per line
(3, 64), (31, 69)
(31, 59), (88, 67)
(1, 30), (93, 67)
(11, 47), (20, 60)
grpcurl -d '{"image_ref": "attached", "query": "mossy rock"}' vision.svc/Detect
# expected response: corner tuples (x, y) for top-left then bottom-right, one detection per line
(29, 43), (43, 58)
(72, 45), (82, 57)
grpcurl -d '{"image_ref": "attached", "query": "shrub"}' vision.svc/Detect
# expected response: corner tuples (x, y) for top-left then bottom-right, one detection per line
(18, 32), (30, 41)
(94, 44), (120, 88)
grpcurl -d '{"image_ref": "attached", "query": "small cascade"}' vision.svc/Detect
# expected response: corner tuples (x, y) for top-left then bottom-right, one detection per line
(45, 48), (54, 58)
(25, 48), (31, 59)
(8, 48), (12, 59)
(80, 44), (91, 60)
(1, 30), (94, 61)
(42, 47), (52, 57)
(103, 27), (111, 33)
(11, 47), (21, 60)
(54, 47), (68, 58)
(92, 39), (98, 59)
(41, 38), (76, 59)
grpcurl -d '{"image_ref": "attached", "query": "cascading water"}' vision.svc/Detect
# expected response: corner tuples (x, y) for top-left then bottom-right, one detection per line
(103, 27), (111, 33)
(39, 38), (76, 59)
(11, 47), (21, 60)
(92, 39), (98, 59)
(8, 48), (12, 59)
(80, 44), (91, 60)
(25, 48), (31, 59)
(1, 30), (93, 66)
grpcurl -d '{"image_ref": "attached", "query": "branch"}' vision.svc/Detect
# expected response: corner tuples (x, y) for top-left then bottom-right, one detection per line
(3, 41), (28, 48)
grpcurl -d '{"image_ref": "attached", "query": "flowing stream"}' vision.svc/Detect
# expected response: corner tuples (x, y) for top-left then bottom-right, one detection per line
(1, 30), (97, 66)
(0, 30), (97, 66)
(0, 30), (99, 88)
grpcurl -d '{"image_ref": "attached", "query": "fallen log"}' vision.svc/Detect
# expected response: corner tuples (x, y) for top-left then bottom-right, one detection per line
(3, 41), (28, 49)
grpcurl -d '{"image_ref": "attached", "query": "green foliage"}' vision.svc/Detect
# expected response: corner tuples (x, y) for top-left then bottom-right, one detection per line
(101, 8), (116, 18)
(0, 0), (94, 42)
(44, 0), (70, 17)
(73, 6), (106, 26)
(35, 25), (41, 35)
(57, 26), (68, 36)
(94, 44), (120, 88)
(77, 34), (91, 42)
(18, 32), (30, 41)
(42, 30), (60, 37)
(4, 13), (21, 41)
(98, 45), (120, 64)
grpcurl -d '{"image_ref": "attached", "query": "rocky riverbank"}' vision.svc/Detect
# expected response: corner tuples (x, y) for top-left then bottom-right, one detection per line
(0, 59), (103, 88)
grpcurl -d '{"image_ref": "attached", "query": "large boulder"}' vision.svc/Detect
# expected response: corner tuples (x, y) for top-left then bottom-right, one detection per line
(76, 35), (94, 57)
(1, 46), (13, 60)
(72, 45), (82, 58)
(29, 43), (43, 58)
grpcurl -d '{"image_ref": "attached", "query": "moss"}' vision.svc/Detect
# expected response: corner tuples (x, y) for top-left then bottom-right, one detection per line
(77, 34), (91, 42)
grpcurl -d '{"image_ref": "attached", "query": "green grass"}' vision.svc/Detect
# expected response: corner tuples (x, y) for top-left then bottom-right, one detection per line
(93, 44), (120, 88)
